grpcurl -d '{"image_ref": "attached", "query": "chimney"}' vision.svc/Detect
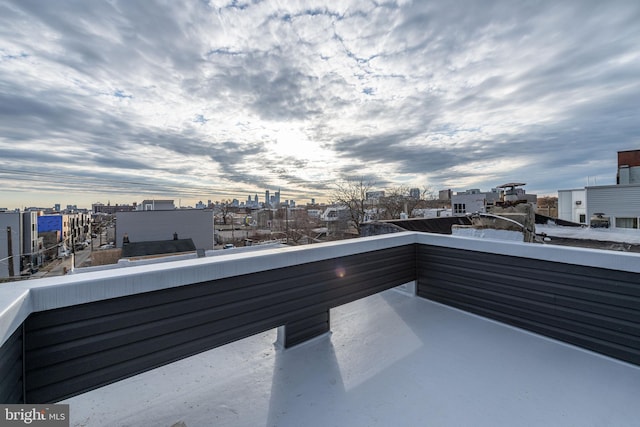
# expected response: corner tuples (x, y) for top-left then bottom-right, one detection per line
(173, 232), (178, 240)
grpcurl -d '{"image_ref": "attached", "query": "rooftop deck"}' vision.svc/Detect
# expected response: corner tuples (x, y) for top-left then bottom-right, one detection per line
(1, 232), (639, 425)
(63, 289), (640, 426)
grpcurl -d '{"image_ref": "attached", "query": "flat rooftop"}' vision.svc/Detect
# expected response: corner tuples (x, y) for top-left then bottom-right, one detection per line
(63, 287), (640, 427)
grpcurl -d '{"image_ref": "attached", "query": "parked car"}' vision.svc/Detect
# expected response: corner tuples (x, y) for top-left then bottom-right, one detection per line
(223, 244), (235, 249)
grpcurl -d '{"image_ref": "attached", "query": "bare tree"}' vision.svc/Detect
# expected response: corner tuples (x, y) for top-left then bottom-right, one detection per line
(379, 185), (408, 220)
(422, 185), (436, 201)
(330, 178), (374, 235)
(537, 196), (558, 217)
(379, 185), (431, 219)
(537, 196), (558, 209)
(218, 199), (232, 225)
(287, 209), (316, 244)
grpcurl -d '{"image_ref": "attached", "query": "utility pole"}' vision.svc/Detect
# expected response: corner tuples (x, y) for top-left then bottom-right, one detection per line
(71, 230), (76, 270)
(7, 226), (14, 277)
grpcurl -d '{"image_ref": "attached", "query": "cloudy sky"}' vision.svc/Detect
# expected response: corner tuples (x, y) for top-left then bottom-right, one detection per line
(1, 0), (639, 209)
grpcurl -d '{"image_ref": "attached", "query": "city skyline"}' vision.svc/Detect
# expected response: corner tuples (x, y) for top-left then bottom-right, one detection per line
(1, 190), (299, 212)
(1, 1), (639, 209)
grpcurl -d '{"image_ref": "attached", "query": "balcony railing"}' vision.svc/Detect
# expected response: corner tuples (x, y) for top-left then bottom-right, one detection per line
(1, 231), (639, 404)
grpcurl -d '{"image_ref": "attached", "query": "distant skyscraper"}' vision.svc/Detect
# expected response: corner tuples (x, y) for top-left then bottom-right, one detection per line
(254, 194), (258, 204)
(275, 189), (281, 205)
(265, 190), (270, 207)
(410, 188), (421, 199)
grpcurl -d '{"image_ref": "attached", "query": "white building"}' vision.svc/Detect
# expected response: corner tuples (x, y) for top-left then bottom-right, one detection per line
(321, 206), (349, 222)
(451, 189), (502, 216)
(557, 189), (587, 224)
(558, 149), (640, 229)
(587, 184), (640, 228)
(558, 185), (640, 228)
(0, 211), (42, 278)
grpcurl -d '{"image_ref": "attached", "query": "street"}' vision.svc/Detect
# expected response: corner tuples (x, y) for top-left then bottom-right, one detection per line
(32, 244), (94, 278)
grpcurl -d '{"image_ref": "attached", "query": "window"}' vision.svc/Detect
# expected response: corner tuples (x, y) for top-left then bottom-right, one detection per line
(453, 203), (466, 214)
(579, 214), (586, 223)
(615, 217), (638, 229)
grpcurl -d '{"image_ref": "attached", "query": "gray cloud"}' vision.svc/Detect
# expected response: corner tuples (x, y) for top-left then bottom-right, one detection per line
(1, 0), (639, 207)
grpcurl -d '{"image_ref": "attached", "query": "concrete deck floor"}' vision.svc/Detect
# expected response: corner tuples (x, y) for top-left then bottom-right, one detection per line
(63, 288), (640, 426)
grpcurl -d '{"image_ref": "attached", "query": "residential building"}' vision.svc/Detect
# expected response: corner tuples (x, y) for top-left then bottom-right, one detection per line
(451, 186), (537, 216)
(21, 211), (40, 269)
(38, 213), (91, 253)
(0, 211), (42, 278)
(451, 188), (501, 215)
(92, 202), (136, 214)
(558, 149), (640, 228)
(38, 215), (64, 243)
(321, 206), (353, 237)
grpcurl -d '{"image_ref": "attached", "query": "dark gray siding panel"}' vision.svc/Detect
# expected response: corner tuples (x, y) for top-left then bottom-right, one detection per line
(417, 245), (640, 366)
(284, 310), (331, 348)
(0, 325), (23, 403)
(24, 245), (416, 403)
